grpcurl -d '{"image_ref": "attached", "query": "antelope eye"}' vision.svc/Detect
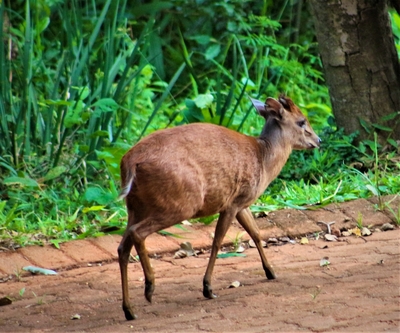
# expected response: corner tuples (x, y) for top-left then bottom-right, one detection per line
(297, 120), (306, 128)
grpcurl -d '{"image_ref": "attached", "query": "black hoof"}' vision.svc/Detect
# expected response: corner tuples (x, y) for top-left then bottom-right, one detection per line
(123, 307), (138, 321)
(265, 266), (276, 280)
(145, 281), (154, 303)
(203, 287), (217, 299)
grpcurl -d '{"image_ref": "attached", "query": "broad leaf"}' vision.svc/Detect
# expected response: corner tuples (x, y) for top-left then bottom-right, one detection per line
(3, 176), (39, 188)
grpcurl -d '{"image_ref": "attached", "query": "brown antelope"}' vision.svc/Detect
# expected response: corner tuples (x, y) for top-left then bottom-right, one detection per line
(118, 95), (321, 320)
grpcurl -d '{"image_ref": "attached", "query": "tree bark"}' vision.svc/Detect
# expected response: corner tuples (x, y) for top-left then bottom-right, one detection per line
(309, 0), (400, 143)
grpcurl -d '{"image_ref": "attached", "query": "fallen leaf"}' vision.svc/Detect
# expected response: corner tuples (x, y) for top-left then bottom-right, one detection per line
(173, 242), (195, 259)
(361, 227), (371, 236)
(381, 223), (394, 231)
(0, 275), (13, 283)
(228, 281), (241, 288)
(173, 249), (189, 259)
(235, 244), (246, 253)
(248, 239), (267, 248)
(324, 234), (337, 241)
(300, 237), (309, 245)
(266, 238), (278, 244)
(350, 227), (361, 237)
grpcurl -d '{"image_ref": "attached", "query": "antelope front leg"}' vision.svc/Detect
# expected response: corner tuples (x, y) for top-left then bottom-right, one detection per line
(236, 208), (276, 279)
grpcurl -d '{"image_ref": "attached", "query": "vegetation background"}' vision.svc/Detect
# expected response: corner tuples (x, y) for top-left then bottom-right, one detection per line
(0, 0), (399, 248)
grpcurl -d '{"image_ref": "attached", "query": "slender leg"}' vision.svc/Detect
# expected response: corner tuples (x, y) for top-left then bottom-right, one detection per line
(203, 209), (237, 299)
(118, 214), (137, 320)
(236, 208), (276, 279)
(130, 223), (155, 303)
(129, 215), (182, 303)
(118, 211), (167, 320)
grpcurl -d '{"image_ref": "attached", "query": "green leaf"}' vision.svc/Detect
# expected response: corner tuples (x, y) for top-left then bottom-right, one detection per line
(359, 118), (371, 133)
(79, 145), (90, 153)
(205, 44), (221, 60)
(194, 94), (214, 109)
(365, 184), (379, 196)
(371, 123), (393, 132)
(275, 199), (307, 210)
(82, 205), (106, 213)
(43, 166), (67, 181)
(95, 150), (114, 160)
(0, 201), (6, 214)
(90, 130), (109, 138)
(3, 177), (39, 188)
(83, 187), (114, 205)
(387, 138), (399, 148)
(92, 98), (119, 116)
(72, 86), (90, 100)
(158, 230), (185, 238)
(380, 112), (399, 121)
(37, 17), (50, 34)
(190, 35), (211, 45)
(50, 239), (62, 249)
(64, 101), (85, 128)
(67, 207), (81, 223)
(44, 99), (72, 106)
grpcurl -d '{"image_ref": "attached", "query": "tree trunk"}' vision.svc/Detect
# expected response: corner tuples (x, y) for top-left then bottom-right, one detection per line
(309, 0), (400, 143)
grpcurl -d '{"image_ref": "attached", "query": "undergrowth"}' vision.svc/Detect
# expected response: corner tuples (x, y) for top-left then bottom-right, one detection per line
(0, 1), (399, 248)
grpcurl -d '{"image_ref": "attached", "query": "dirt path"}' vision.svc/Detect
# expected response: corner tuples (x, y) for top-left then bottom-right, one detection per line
(1, 228), (399, 332)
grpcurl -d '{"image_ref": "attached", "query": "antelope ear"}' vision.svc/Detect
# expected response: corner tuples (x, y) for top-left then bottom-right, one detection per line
(250, 97), (266, 114)
(265, 97), (285, 119)
(278, 96), (289, 109)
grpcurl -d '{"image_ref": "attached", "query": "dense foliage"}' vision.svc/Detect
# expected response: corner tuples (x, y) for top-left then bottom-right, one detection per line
(0, 0), (399, 247)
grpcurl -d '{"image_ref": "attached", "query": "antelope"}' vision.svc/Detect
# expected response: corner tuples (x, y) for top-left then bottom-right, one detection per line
(118, 95), (321, 320)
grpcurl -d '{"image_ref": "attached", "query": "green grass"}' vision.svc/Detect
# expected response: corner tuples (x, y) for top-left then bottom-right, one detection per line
(1, 129), (399, 249)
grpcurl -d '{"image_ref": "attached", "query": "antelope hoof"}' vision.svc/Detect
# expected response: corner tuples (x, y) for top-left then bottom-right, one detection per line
(203, 285), (217, 299)
(123, 306), (138, 321)
(265, 265), (276, 280)
(145, 280), (154, 303)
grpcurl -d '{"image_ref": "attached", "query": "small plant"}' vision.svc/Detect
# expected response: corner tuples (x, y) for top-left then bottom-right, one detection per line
(310, 286), (322, 300)
(19, 287), (26, 297)
(371, 133), (385, 210)
(229, 232), (246, 252)
(14, 267), (23, 282)
(356, 212), (364, 229)
(32, 291), (46, 305)
(385, 199), (400, 225)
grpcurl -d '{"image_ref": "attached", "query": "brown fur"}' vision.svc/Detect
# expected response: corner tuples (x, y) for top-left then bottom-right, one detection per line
(118, 96), (321, 320)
